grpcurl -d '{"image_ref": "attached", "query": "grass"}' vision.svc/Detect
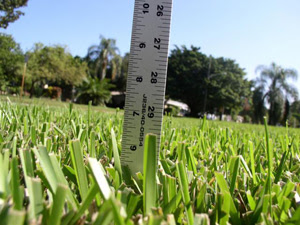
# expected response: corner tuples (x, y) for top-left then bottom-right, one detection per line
(0, 95), (117, 114)
(0, 97), (299, 224)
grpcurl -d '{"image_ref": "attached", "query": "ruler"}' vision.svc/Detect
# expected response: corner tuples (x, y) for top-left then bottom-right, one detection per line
(121, 0), (173, 174)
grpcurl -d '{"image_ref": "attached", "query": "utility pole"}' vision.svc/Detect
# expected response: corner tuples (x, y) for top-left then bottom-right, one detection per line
(20, 55), (29, 97)
(202, 55), (212, 114)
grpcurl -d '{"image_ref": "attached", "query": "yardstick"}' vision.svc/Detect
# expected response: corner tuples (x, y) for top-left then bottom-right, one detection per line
(121, 0), (173, 174)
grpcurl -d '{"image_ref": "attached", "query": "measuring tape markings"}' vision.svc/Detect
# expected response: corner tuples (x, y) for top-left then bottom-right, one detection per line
(121, 0), (173, 173)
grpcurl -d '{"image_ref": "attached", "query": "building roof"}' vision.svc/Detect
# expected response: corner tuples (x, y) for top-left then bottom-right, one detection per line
(165, 99), (189, 111)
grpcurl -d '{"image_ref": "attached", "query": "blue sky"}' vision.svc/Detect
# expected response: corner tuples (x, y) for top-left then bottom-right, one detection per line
(2, 0), (300, 91)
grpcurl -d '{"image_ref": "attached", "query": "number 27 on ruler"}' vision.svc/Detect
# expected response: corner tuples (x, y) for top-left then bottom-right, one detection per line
(121, 0), (173, 174)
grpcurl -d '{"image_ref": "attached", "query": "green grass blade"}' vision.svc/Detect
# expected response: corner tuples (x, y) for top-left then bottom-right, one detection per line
(248, 141), (257, 185)
(176, 161), (194, 225)
(27, 177), (44, 219)
(48, 184), (68, 225)
(33, 146), (58, 193)
(163, 193), (182, 214)
(5, 209), (26, 225)
(89, 131), (96, 158)
(143, 134), (158, 215)
(264, 117), (273, 214)
(110, 198), (125, 225)
(111, 128), (122, 181)
(274, 151), (287, 183)
(229, 156), (240, 195)
(49, 154), (78, 208)
(287, 206), (300, 224)
(126, 193), (142, 218)
(215, 172), (240, 225)
(194, 213), (210, 225)
(239, 155), (252, 178)
(70, 140), (89, 201)
(88, 157), (111, 200)
(0, 154), (8, 198)
(11, 157), (23, 210)
(246, 190), (256, 211)
(71, 183), (98, 223)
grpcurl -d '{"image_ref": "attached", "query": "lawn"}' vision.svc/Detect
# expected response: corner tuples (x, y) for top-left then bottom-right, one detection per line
(0, 97), (299, 224)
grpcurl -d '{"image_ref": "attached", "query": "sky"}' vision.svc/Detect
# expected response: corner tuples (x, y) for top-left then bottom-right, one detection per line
(2, 0), (300, 91)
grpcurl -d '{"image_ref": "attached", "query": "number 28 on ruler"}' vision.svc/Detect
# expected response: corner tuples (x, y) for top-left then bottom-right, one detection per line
(121, 0), (173, 174)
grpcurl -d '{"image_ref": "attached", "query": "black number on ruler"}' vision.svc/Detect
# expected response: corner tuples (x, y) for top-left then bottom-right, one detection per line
(136, 77), (143, 82)
(157, 5), (164, 16)
(133, 111), (139, 116)
(143, 3), (149, 14)
(151, 71), (158, 84)
(139, 42), (146, 48)
(130, 145), (137, 151)
(148, 106), (155, 118)
(154, 38), (161, 50)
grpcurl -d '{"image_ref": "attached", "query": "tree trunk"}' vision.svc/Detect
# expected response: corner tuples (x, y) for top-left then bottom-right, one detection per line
(30, 80), (36, 98)
(219, 106), (224, 121)
(268, 101), (275, 125)
(101, 60), (107, 80)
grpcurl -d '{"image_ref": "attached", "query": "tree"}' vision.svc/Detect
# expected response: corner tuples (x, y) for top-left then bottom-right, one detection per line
(0, 0), (28, 28)
(0, 33), (23, 92)
(167, 46), (208, 116)
(86, 36), (121, 80)
(252, 87), (267, 124)
(167, 46), (250, 117)
(25, 43), (87, 97)
(290, 100), (300, 127)
(110, 54), (122, 81)
(255, 62), (298, 125)
(112, 52), (129, 92)
(76, 77), (114, 105)
(207, 57), (251, 119)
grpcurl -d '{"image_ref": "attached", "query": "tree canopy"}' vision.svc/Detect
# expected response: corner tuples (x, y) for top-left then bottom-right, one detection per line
(166, 46), (251, 117)
(0, 33), (23, 92)
(25, 43), (87, 96)
(255, 62), (298, 125)
(0, 0), (28, 28)
(86, 36), (121, 80)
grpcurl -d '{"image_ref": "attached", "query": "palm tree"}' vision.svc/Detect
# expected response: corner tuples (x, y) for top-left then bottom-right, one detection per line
(86, 36), (121, 80)
(76, 77), (115, 105)
(256, 62), (298, 125)
(110, 54), (122, 81)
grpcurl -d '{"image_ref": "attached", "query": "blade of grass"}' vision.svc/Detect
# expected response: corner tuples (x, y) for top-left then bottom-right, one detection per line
(11, 157), (23, 210)
(248, 141), (257, 185)
(88, 157), (111, 200)
(176, 161), (194, 225)
(70, 183), (98, 224)
(33, 146), (58, 193)
(264, 117), (273, 214)
(5, 209), (26, 225)
(70, 140), (89, 201)
(49, 154), (78, 208)
(27, 177), (44, 220)
(215, 172), (240, 225)
(194, 213), (210, 225)
(48, 184), (68, 225)
(143, 134), (158, 215)
(110, 198), (125, 225)
(111, 128), (122, 181)
(0, 154), (8, 198)
(274, 151), (287, 183)
(89, 131), (96, 158)
(230, 156), (240, 195)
